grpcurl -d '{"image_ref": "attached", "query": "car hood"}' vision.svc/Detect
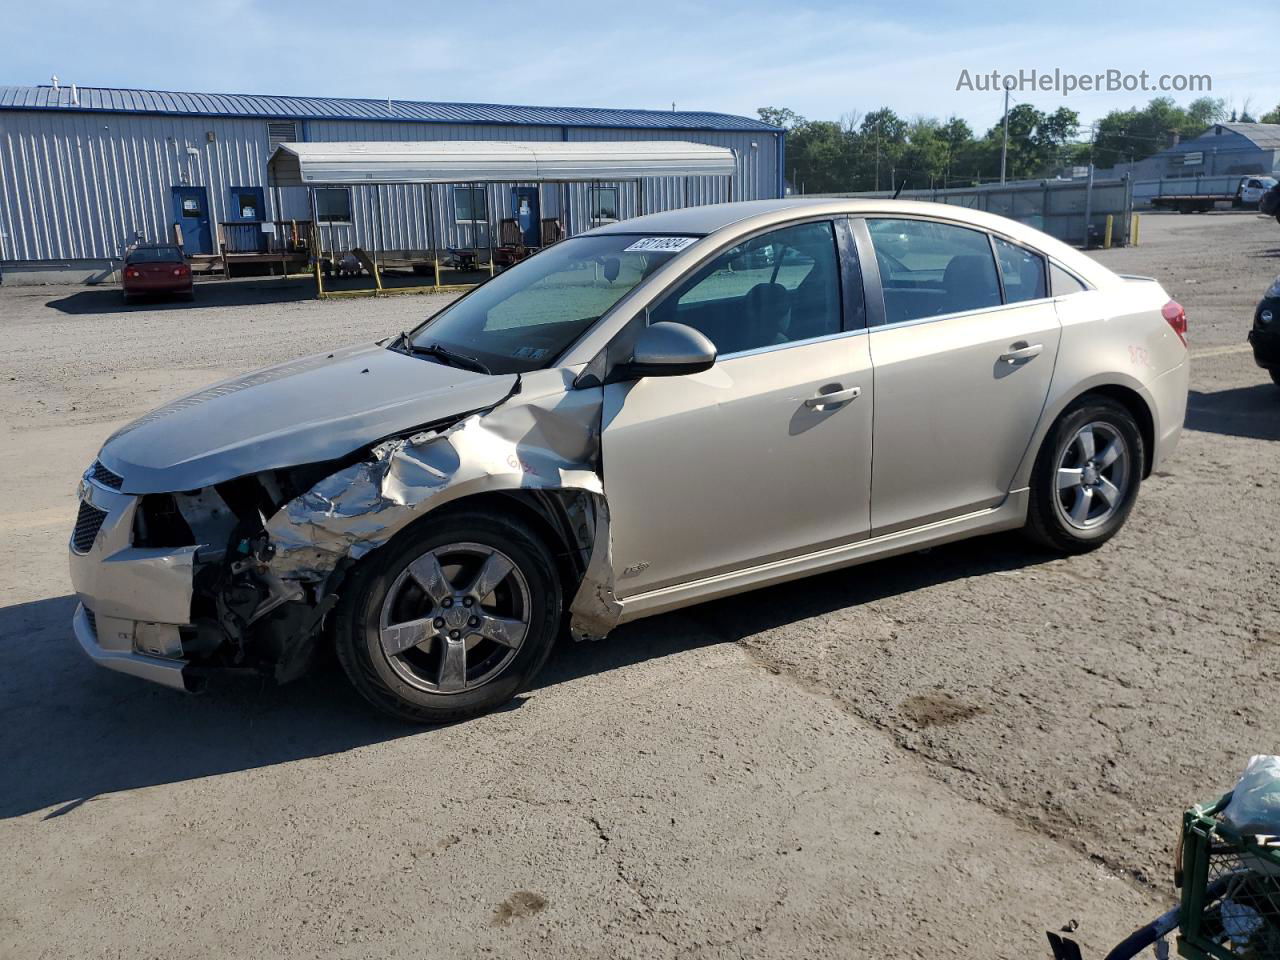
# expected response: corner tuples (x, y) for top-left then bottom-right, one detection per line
(99, 342), (518, 493)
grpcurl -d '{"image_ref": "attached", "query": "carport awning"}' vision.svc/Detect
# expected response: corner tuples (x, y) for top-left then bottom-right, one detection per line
(267, 140), (737, 186)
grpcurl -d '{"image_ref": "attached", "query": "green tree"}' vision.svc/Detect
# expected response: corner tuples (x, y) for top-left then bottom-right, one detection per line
(756, 107), (805, 130)
(1260, 104), (1280, 124)
(1090, 97), (1227, 168)
(984, 104), (1079, 180)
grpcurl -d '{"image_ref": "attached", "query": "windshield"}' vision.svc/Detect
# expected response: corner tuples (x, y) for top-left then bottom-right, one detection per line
(407, 234), (696, 374)
(127, 246), (184, 263)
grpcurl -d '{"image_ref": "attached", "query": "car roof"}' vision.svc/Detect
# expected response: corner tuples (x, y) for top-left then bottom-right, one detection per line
(586, 197), (1117, 289)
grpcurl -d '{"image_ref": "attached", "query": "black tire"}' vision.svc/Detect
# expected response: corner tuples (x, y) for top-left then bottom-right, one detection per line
(1270, 369), (1280, 389)
(332, 509), (562, 724)
(1024, 395), (1145, 554)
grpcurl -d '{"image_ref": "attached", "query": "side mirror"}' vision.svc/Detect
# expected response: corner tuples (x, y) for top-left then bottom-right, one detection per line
(616, 322), (717, 380)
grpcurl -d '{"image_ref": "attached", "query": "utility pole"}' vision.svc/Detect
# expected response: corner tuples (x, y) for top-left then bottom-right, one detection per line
(999, 84), (1010, 185)
(874, 121), (881, 192)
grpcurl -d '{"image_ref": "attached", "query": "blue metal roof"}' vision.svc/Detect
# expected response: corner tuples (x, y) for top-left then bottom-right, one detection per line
(0, 84), (779, 133)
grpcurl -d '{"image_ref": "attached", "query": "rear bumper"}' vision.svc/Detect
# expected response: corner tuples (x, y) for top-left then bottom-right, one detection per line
(73, 603), (192, 691)
(123, 279), (193, 294)
(1149, 359), (1189, 473)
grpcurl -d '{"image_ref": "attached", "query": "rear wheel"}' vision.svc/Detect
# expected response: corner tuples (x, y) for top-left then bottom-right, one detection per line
(333, 510), (562, 724)
(1025, 396), (1144, 553)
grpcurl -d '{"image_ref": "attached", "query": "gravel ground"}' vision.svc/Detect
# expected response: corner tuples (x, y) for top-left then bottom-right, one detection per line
(1, 210), (1277, 959)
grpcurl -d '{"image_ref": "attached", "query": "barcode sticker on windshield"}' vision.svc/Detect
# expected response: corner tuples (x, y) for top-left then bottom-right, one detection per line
(623, 236), (699, 254)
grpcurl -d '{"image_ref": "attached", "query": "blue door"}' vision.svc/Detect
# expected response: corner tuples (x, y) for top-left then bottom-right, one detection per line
(170, 186), (212, 254)
(512, 187), (540, 246)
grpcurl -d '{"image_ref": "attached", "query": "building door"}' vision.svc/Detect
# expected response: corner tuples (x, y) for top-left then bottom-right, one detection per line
(170, 186), (212, 255)
(512, 187), (540, 246)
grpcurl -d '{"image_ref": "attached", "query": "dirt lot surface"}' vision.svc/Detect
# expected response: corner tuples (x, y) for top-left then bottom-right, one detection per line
(1, 211), (1277, 959)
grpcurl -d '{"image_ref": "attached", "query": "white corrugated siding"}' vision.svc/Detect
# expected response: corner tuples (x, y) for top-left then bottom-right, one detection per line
(0, 110), (781, 263)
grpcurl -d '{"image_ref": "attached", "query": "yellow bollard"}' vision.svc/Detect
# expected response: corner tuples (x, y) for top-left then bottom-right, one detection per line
(1131, 213), (1141, 246)
(1104, 214), (1114, 249)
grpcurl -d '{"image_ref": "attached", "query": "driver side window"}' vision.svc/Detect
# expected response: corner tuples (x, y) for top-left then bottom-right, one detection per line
(649, 221), (842, 355)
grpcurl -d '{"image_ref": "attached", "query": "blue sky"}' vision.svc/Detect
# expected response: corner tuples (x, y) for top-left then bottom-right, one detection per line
(5, 0), (1277, 134)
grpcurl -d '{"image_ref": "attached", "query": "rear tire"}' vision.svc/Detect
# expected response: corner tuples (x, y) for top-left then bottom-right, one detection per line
(332, 509), (562, 724)
(1024, 396), (1145, 553)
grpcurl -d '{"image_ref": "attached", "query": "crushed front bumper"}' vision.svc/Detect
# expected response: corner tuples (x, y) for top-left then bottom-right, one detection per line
(73, 602), (192, 691)
(68, 471), (199, 692)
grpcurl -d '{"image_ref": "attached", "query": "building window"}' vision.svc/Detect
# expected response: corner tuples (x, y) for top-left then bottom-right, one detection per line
(267, 121), (299, 150)
(592, 186), (619, 222)
(229, 186), (265, 222)
(315, 187), (352, 224)
(454, 186), (488, 223)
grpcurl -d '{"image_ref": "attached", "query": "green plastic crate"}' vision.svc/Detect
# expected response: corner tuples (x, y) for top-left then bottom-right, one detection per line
(1179, 793), (1280, 960)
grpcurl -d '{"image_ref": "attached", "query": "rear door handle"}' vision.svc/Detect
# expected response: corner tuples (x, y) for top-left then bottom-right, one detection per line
(999, 342), (1043, 364)
(805, 386), (862, 408)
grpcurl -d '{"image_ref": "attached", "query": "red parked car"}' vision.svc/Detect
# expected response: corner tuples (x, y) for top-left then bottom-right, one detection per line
(122, 244), (194, 302)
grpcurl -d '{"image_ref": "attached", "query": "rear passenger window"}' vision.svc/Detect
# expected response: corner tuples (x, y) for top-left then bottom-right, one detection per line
(651, 221), (842, 355)
(1050, 263), (1089, 296)
(867, 218), (1001, 323)
(994, 238), (1047, 303)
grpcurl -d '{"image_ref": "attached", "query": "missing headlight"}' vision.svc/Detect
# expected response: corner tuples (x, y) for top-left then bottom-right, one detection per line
(133, 494), (196, 548)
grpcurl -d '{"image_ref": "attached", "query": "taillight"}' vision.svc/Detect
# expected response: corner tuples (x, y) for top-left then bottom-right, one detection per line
(126, 268), (141, 278)
(172, 266), (187, 276)
(1162, 300), (1187, 345)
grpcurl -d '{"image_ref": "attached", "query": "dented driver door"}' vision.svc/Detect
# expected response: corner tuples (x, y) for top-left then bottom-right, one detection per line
(599, 218), (873, 599)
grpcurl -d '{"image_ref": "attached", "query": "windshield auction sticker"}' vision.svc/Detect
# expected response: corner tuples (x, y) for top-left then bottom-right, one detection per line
(623, 236), (699, 254)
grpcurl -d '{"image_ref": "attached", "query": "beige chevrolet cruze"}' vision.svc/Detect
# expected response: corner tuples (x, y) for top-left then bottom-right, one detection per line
(70, 198), (1189, 722)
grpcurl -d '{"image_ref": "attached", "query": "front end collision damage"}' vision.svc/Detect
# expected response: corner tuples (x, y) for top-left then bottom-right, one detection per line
(134, 371), (622, 686)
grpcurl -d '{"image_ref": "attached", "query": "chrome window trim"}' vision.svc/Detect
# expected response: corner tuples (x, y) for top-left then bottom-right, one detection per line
(715, 325), (869, 362)
(868, 295), (1058, 334)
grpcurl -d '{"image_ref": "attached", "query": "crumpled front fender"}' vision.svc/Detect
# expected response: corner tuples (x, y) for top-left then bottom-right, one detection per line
(263, 369), (623, 638)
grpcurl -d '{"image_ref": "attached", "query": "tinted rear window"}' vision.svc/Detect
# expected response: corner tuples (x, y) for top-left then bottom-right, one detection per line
(127, 247), (184, 263)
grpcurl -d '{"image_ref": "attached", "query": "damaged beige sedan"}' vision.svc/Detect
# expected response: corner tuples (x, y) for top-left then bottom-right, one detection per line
(70, 199), (1189, 722)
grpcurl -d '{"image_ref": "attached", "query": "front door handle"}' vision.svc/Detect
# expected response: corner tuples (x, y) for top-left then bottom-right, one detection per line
(805, 385), (862, 408)
(999, 342), (1043, 364)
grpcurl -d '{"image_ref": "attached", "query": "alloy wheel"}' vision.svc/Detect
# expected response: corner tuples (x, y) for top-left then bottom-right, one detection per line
(1053, 421), (1131, 531)
(377, 542), (531, 694)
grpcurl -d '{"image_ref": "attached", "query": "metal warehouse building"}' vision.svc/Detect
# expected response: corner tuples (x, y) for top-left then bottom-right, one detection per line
(0, 84), (783, 284)
(1109, 122), (1280, 181)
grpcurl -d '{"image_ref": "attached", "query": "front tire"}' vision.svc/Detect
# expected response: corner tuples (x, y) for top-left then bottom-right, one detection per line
(333, 510), (562, 724)
(1025, 396), (1144, 553)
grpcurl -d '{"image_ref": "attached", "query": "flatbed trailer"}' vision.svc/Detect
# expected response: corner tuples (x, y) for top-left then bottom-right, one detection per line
(1134, 175), (1268, 213)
